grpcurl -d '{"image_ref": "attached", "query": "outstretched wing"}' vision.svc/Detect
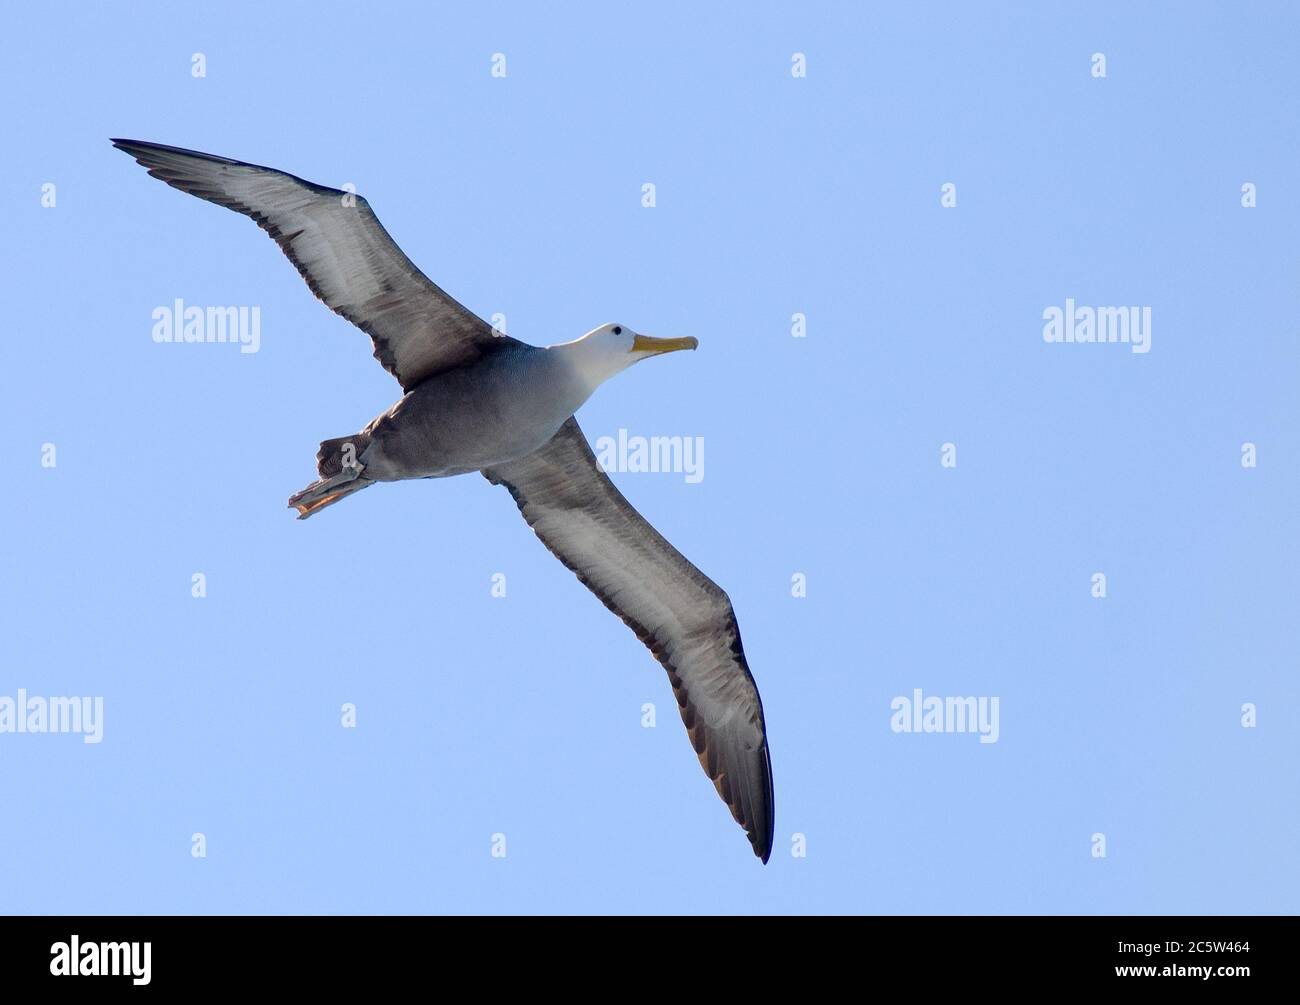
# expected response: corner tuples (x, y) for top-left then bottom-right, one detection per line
(483, 417), (775, 862)
(112, 139), (515, 390)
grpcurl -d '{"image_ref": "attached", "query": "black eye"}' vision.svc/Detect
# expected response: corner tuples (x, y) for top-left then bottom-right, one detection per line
(612, 326), (622, 335)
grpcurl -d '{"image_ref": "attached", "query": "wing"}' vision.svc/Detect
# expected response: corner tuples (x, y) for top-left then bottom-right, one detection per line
(483, 417), (775, 862)
(111, 139), (517, 390)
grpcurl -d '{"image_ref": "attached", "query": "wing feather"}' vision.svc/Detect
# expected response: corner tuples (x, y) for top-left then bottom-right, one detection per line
(112, 139), (515, 389)
(484, 417), (775, 861)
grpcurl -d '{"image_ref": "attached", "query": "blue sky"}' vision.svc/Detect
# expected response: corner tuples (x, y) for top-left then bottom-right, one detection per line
(3, 1), (1297, 914)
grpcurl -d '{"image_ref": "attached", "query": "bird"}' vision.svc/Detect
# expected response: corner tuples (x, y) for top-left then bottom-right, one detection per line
(111, 139), (775, 862)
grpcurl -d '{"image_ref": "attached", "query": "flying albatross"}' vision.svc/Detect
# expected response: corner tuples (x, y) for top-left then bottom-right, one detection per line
(111, 139), (775, 862)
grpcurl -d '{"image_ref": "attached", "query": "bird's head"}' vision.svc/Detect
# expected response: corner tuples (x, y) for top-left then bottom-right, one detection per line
(561, 323), (698, 389)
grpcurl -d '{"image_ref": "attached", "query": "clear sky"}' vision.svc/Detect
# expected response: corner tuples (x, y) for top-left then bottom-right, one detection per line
(3, 1), (1297, 914)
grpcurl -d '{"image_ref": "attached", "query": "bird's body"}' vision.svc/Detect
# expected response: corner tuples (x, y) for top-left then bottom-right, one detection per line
(113, 138), (775, 862)
(344, 342), (588, 482)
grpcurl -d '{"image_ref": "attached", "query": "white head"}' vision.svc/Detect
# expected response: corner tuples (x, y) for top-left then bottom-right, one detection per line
(556, 323), (699, 393)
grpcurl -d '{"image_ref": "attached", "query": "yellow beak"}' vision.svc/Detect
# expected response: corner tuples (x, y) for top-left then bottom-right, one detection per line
(631, 334), (699, 355)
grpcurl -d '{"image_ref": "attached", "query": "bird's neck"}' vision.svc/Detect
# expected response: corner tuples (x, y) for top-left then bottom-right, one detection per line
(549, 338), (630, 400)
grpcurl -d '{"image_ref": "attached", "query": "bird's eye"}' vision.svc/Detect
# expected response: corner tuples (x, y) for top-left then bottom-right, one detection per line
(612, 326), (622, 335)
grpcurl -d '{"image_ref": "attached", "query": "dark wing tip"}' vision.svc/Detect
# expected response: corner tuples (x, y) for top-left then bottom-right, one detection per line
(712, 719), (774, 863)
(109, 138), (359, 209)
(110, 137), (150, 160)
(110, 138), (245, 176)
(111, 137), (169, 159)
(111, 137), (230, 159)
(753, 742), (775, 864)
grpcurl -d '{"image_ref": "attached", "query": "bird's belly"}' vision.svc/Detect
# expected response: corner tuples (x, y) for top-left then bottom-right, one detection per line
(359, 378), (570, 481)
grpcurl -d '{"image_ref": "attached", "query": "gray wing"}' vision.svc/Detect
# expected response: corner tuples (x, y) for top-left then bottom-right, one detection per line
(111, 138), (516, 390)
(483, 417), (775, 862)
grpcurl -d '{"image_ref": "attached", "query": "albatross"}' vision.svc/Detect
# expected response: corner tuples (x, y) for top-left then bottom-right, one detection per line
(111, 139), (775, 862)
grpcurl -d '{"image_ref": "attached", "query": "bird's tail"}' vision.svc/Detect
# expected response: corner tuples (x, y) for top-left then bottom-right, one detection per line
(289, 433), (374, 519)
